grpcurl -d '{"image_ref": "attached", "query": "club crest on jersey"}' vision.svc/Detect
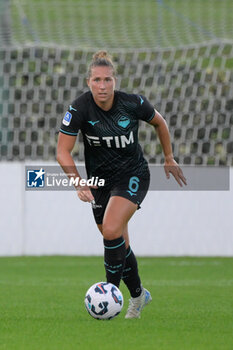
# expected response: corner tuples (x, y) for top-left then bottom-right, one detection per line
(118, 116), (130, 129)
(63, 112), (72, 126)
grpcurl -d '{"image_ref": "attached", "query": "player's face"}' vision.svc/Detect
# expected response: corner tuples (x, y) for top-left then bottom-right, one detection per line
(87, 66), (116, 110)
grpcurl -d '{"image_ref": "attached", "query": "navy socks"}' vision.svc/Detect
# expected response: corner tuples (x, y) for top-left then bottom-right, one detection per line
(104, 236), (126, 288)
(122, 246), (142, 297)
(104, 239), (142, 297)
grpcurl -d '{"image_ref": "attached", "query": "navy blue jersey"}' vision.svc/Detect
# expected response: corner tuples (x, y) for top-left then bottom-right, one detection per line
(60, 91), (155, 186)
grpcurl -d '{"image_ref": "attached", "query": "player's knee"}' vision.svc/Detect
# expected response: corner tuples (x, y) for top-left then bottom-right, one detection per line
(102, 222), (122, 240)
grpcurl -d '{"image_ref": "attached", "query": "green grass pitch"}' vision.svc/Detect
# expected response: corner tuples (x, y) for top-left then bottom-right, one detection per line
(10, 0), (233, 48)
(0, 256), (232, 350)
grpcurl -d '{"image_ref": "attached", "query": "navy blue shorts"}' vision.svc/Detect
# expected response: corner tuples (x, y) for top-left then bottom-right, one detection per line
(91, 173), (150, 225)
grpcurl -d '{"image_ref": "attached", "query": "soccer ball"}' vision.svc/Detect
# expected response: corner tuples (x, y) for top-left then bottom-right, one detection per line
(84, 282), (124, 320)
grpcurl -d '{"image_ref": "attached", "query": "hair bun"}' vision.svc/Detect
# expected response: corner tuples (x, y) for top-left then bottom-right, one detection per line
(92, 50), (109, 61)
(87, 50), (116, 78)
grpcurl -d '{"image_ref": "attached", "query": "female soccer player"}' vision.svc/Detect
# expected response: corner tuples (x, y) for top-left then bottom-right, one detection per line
(57, 51), (186, 319)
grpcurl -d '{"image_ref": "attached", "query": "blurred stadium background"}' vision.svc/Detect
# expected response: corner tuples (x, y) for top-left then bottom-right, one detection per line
(0, 0), (232, 165)
(0, 4), (232, 347)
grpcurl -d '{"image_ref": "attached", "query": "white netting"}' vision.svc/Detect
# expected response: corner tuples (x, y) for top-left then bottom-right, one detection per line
(0, 44), (232, 165)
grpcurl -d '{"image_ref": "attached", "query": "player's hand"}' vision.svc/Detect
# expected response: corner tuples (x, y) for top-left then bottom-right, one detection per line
(76, 185), (98, 202)
(164, 157), (187, 187)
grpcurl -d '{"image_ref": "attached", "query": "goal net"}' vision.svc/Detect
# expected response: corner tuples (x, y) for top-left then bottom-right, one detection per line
(0, 0), (232, 165)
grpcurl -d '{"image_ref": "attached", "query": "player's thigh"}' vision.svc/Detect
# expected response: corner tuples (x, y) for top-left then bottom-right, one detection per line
(102, 196), (137, 239)
(97, 223), (130, 247)
(91, 188), (110, 226)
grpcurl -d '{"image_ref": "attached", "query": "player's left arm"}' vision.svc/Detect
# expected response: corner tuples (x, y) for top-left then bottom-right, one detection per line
(149, 110), (187, 187)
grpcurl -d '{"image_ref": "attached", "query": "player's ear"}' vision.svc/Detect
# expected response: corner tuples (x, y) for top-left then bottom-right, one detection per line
(86, 78), (90, 87)
(113, 76), (117, 89)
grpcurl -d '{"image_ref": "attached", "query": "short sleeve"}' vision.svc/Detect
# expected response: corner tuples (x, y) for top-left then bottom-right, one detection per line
(136, 95), (155, 122)
(59, 103), (82, 136)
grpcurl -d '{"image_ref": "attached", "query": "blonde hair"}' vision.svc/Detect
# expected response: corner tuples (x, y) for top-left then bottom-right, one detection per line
(87, 50), (116, 78)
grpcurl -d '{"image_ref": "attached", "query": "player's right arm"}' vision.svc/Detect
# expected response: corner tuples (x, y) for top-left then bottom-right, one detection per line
(57, 132), (95, 203)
